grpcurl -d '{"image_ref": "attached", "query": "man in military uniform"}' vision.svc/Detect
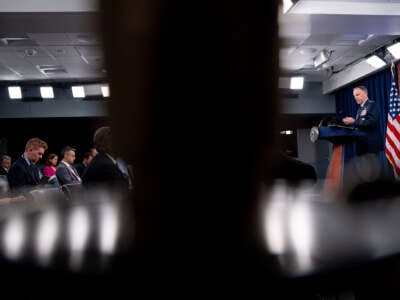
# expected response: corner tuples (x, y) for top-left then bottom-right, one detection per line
(341, 85), (384, 189)
(342, 85), (383, 156)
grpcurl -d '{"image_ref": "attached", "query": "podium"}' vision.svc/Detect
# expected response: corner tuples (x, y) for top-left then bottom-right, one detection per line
(310, 125), (367, 193)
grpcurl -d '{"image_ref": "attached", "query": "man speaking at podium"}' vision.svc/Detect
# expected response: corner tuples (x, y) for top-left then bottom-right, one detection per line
(341, 85), (384, 185)
(342, 86), (383, 156)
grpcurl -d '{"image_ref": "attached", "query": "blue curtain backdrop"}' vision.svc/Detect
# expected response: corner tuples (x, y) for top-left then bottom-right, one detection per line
(335, 66), (394, 178)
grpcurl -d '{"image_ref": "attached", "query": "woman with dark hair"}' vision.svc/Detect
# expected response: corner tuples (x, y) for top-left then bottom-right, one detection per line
(43, 153), (58, 178)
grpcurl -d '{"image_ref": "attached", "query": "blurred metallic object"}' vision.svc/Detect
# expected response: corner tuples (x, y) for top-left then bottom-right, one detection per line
(2, 215), (26, 260)
(0, 187), (126, 274)
(36, 209), (59, 266)
(310, 126), (319, 143)
(313, 49), (331, 68)
(262, 182), (400, 276)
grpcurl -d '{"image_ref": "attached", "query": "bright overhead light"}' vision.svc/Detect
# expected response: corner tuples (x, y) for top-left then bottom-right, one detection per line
(387, 42), (400, 59)
(365, 55), (386, 69)
(290, 77), (304, 90)
(280, 130), (294, 135)
(282, 0), (294, 14)
(8, 86), (22, 99)
(40, 86), (54, 99)
(71, 86), (85, 98)
(101, 85), (110, 97)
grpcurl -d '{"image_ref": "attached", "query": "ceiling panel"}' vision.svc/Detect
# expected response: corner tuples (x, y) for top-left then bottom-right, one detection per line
(24, 57), (58, 66)
(75, 45), (102, 57)
(290, 0), (400, 15)
(14, 47), (53, 59)
(280, 0), (400, 83)
(9, 63), (41, 76)
(0, 63), (15, 75)
(0, 40), (105, 81)
(27, 33), (70, 45)
(66, 33), (100, 45)
(302, 34), (340, 46)
(46, 46), (81, 58)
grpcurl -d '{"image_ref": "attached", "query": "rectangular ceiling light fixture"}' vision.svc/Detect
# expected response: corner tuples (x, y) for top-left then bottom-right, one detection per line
(290, 77), (304, 90)
(8, 86), (22, 99)
(282, 0), (298, 14)
(387, 42), (400, 59)
(365, 55), (386, 69)
(71, 86), (85, 98)
(101, 85), (110, 98)
(280, 130), (294, 135)
(40, 86), (54, 99)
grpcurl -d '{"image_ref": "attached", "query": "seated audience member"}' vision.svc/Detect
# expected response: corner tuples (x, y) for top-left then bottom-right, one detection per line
(82, 126), (131, 190)
(75, 151), (93, 176)
(272, 151), (317, 187)
(90, 147), (98, 157)
(0, 155), (11, 175)
(56, 146), (82, 186)
(7, 138), (48, 191)
(43, 153), (58, 177)
(43, 153), (60, 187)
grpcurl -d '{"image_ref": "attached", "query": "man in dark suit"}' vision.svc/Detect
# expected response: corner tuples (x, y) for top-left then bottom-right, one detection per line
(0, 155), (11, 176)
(75, 151), (93, 177)
(7, 138), (48, 191)
(82, 126), (131, 190)
(56, 146), (82, 186)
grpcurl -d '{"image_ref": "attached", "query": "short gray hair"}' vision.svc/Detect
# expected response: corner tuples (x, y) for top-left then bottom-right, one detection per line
(353, 85), (368, 94)
(1, 155), (10, 163)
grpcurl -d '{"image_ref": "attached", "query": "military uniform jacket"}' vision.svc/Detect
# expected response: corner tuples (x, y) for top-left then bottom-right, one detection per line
(354, 99), (384, 155)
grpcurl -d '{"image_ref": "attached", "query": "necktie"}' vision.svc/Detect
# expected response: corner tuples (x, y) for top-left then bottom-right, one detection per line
(71, 167), (82, 182)
(66, 163), (81, 182)
(356, 105), (363, 121)
(29, 165), (39, 183)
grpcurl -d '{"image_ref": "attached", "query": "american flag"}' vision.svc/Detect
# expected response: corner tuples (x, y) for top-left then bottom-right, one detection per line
(385, 63), (400, 178)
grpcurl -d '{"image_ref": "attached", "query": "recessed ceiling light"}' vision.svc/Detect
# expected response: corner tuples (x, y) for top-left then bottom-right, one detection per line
(54, 48), (67, 55)
(101, 85), (110, 98)
(40, 86), (54, 99)
(280, 130), (294, 135)
(387, 42), (400, 59)
(24, 48), (38, 57)
(71, 86), (85, 98)
(8, 86), (22, 99)
(290, 77), (304, 90)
